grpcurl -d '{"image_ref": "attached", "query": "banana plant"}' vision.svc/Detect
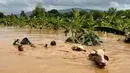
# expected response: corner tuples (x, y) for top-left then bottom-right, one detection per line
(65, 9), (102, 46)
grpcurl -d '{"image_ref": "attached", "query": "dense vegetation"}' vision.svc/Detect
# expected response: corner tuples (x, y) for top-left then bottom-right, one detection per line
(1, 4), (130, 32)
(1, 3), (130, 45)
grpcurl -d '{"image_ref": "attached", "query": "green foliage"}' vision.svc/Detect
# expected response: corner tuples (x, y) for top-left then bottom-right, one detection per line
(47, 9), (60, 17)
(64, 10), (102, 46)
(1, 6), (130, 45)
(90, 10), (104, 20)
(30, 3), (45, 18)
(108, 8), (117, 16)
(20, 10), (27, 19)
(66, 28), (102, 46)
(0, 12), (5, 18)
(0, 7), (130, 33)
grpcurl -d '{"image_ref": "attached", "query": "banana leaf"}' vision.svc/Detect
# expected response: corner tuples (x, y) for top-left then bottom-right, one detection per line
(66, 29), (102, 46)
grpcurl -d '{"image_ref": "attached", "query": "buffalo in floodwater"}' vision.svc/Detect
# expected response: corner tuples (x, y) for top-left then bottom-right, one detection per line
(124, 33), (130, 43)
(124, 37), (130, 43)
(118, 33), (130, 43)
(20, 37), (32, 45)
(13, 39), (21, 45)
(13, 37), (33, 45)
(72, 45), (86, 52)
(13, 37), (31, 45)
(13, 37), (35, 51)
(88, 49), (109, 69)
(50, 40), (56, 46)
(13, 37), (35, 48)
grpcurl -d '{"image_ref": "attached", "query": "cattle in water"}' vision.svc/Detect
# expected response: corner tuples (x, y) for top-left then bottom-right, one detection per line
(88, 49), (109, 68)
(72, 45), (86, 52)
(124, 33), (130, 43)
(20, 37), (32, 45)
(13, 39), (21, 45)
(118, 33), (130, 43)
(50, 40), (56, 46)
(13, 37), (35, 47)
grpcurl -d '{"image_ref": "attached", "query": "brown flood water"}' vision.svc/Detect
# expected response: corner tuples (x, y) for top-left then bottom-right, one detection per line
(0, 27), (130, 73)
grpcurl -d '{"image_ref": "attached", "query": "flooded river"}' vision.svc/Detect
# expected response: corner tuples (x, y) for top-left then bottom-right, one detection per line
(0, 27), (130, 73)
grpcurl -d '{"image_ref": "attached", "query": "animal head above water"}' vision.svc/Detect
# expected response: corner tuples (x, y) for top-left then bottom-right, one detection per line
(89, 49), (109, 68)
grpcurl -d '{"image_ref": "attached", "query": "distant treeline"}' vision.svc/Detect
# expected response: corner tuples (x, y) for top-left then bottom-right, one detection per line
(0, 3), (130, 34)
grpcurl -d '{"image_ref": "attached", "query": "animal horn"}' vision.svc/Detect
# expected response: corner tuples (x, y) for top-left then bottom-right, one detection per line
(93, 49), (97, 54)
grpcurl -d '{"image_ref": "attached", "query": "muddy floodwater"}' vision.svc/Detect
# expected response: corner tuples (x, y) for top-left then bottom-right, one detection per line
(0, 27), (130, 73)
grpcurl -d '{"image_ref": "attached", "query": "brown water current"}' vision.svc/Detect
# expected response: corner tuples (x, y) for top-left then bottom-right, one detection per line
(0, 27), (130, 73)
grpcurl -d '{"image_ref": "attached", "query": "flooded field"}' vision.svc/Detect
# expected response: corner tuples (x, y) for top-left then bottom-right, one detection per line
(0, 27), (130, 73)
